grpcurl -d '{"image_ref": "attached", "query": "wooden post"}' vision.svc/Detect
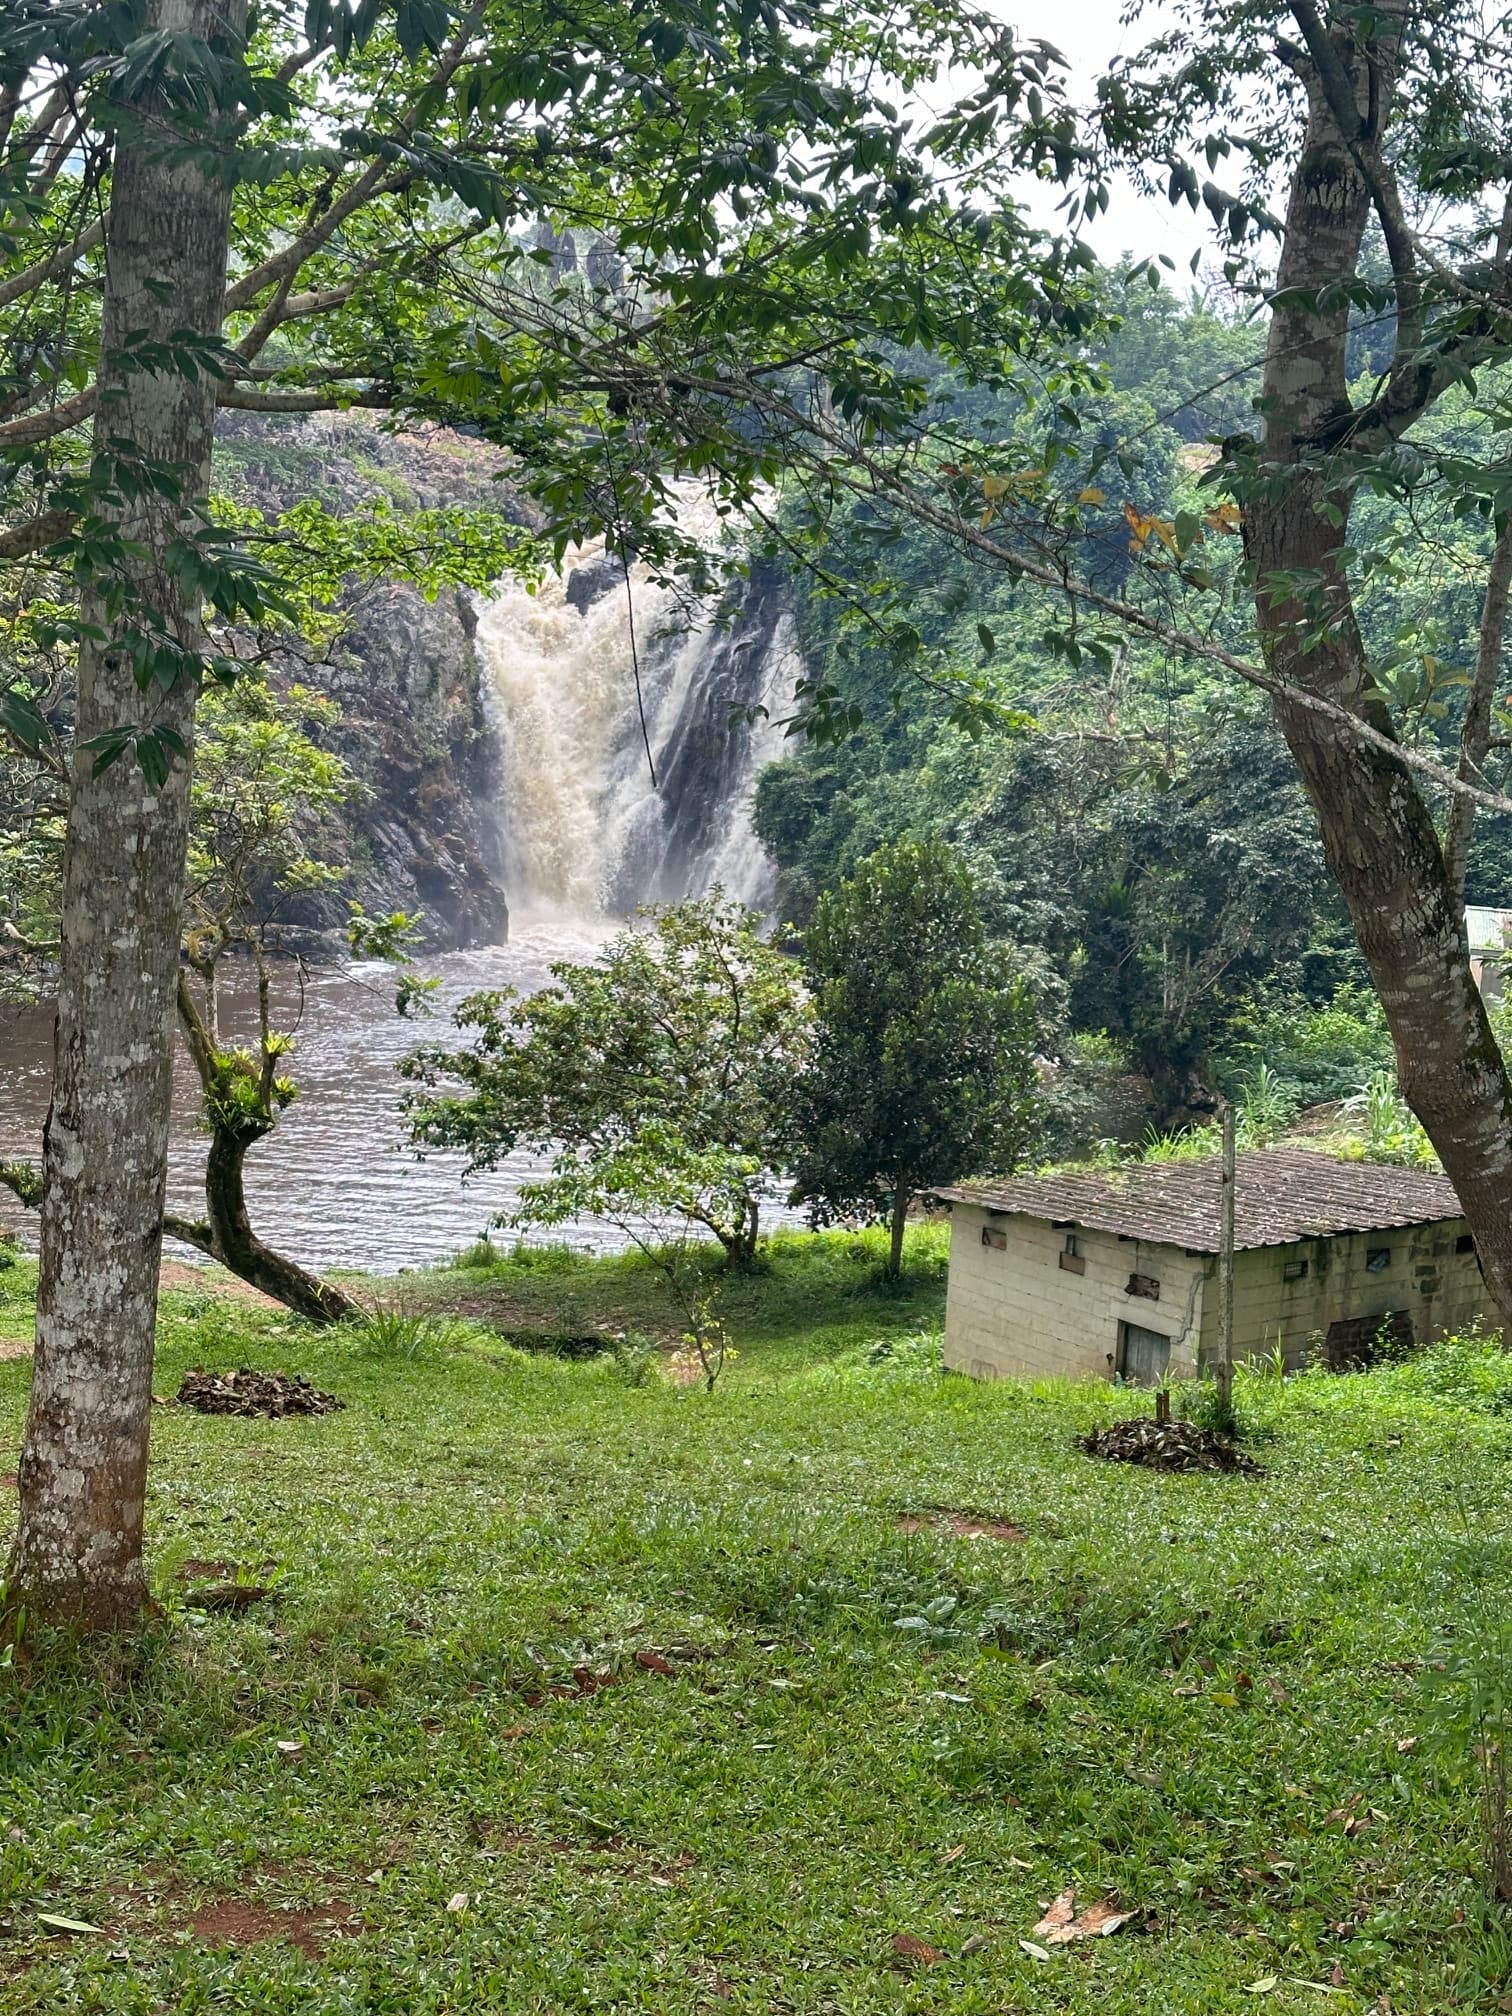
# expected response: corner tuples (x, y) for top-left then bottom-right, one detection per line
(1217, 1099), (1236, 1421)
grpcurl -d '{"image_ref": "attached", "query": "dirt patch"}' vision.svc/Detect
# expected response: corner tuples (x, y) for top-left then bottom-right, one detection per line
(176, 1368), (343, 1418)
(158, 1259), (285, 1306)
(945, 1514), (1023, 1541)
(190, 1896), (360, 1957)
(1081, 1417), (1263, 1476)
(0, 1342), (29, 1362)
(896, 1511), (1023, 1540)
(174, 1560), (277, 1613)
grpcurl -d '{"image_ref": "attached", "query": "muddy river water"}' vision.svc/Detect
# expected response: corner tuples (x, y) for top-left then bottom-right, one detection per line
(0, 924), (632, 1274)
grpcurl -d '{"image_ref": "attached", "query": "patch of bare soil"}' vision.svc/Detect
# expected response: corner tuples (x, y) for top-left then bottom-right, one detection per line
(158, 1259), (285, 1306)
(175, 1558), (277, 1612)
(190, 1896), (360, 1957)
(896, 1511), (1024, 1540)
(176, 1368), (343, 1418)
(1081, 1417), (1263, 1476)
(946, 1513), (1023, 1540)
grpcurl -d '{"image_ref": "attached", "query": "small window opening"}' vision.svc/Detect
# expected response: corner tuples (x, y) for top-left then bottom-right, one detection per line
(1283, 1258), (1308, 1282)
(1367, 1246), (1392, 1274)
(1457, 1233), (1476, 1255)
(1064, 1233), (1079, 1259)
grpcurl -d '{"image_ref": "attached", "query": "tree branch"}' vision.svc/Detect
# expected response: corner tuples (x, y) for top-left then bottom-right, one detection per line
(1446, 513), (1512, 907)
(0, 217), (105, 311)
(0, 1160), (41, 1210)
(0, 385), (96, 448)
(1288, 1), (1363, 138)
(222, 163), (413, 317)
(215, 383), (393, 413)
(0, 508), (70, 561)
(163, 1212), (216, 1255)
(664, 366), (1512, 821)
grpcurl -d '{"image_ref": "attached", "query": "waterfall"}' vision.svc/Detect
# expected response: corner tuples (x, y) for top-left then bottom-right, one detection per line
(476, 525), (796, 922)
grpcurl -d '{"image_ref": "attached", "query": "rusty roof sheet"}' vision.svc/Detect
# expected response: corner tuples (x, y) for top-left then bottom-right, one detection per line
(934, 1148), (1465, 1253)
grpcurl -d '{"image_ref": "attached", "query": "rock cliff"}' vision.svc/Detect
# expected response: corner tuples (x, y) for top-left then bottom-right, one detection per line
(213, 412), (518, 948)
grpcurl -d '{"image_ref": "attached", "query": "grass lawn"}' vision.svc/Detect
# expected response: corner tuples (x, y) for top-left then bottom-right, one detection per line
(0, 1227), (1510, 2012)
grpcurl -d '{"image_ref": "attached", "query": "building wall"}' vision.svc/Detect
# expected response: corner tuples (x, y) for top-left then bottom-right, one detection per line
(944, 1204), (1491, 1385)
(1194, 1219), (1487, 1370)
(941, 1206), (1207, 1383)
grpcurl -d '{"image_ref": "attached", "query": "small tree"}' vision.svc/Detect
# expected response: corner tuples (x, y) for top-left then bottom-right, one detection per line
(404, 896), (809, 1266)
(510, 1128), (749, 1390)
(793, 838), (1044, 1278)
(164, 680), (365, 1322)
(0, 679), (389, 1321)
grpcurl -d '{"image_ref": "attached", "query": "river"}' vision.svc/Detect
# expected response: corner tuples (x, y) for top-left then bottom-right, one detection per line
(0, 923), (635, 1274)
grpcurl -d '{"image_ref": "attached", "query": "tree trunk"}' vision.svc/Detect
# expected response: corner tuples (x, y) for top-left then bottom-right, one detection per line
(169, 974), (361, 1323)
(177, 1126), (361, 1326)
(1244, 7), (1512, 1328)
(7, 0), (247, 1630)
(887, 1177), (910, 1279)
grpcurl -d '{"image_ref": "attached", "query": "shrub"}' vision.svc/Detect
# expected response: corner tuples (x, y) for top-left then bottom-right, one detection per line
(1225, 985), (1393, 1105)
(356, 1304), (475, 1359)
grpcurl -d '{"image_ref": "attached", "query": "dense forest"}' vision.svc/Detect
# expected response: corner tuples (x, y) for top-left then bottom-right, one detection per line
(746, 263), (1512, 1125)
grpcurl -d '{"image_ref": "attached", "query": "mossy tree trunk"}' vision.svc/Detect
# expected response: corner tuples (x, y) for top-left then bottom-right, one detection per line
(8, 0), (248, 1632)
(167, 972), (360, 1326)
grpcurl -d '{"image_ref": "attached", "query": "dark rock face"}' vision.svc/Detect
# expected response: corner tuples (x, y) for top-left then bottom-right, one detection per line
(214, 414), (517, 950)
(322, 585), (509, 948)
(564, 551), (627, 614)
(600, 557), (790, 914)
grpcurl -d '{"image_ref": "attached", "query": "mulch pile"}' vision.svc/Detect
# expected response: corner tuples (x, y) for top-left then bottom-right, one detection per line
(1080, 1416), (1263, 1476)
(176, 1367), (344, 1419)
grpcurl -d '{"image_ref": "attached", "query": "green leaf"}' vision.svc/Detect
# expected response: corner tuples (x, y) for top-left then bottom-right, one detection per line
(0, 687), (52, 754)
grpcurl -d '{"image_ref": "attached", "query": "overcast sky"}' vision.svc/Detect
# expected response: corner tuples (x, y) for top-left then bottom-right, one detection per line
(993, 0), (1212, 273)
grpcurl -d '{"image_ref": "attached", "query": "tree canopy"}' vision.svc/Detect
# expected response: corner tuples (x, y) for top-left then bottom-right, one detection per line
(405, 896), (810, 1264)
(792, 837), (1045, 1278)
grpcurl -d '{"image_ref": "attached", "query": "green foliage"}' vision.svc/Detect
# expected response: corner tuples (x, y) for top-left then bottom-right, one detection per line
(405, 897), (810, 1264)
(215, 496), (544, 652)
(755, 335), (1355, 1098)
(1341, 1072), (1439, 1169)
(355, 1302), (477, 1360)
(1088, 1063), (1297, 1169)
(792, 837), (1044, 1272)
(1, 0), (1103, 773)
(187, 681), (350, 938)
(1224, 985), (1395, 1107)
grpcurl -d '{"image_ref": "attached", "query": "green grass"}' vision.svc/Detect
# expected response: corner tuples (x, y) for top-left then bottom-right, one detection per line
(0, 1229), (1510, 2011)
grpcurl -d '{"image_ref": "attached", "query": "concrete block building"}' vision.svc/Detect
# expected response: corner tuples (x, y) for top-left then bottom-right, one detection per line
(935, 1148), (1487, 1386)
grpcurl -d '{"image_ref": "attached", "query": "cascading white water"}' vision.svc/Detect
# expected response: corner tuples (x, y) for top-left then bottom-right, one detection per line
(476, 521), (797, 921)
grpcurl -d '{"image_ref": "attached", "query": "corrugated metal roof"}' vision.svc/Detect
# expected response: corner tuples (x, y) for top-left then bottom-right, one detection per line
(934, 1148), (1465, 1253)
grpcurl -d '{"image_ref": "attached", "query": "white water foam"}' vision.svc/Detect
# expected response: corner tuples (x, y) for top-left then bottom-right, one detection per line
(476, 519), (795, 921)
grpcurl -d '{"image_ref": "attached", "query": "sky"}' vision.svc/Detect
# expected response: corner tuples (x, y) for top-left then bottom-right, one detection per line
(988, 0), (1214, 274)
